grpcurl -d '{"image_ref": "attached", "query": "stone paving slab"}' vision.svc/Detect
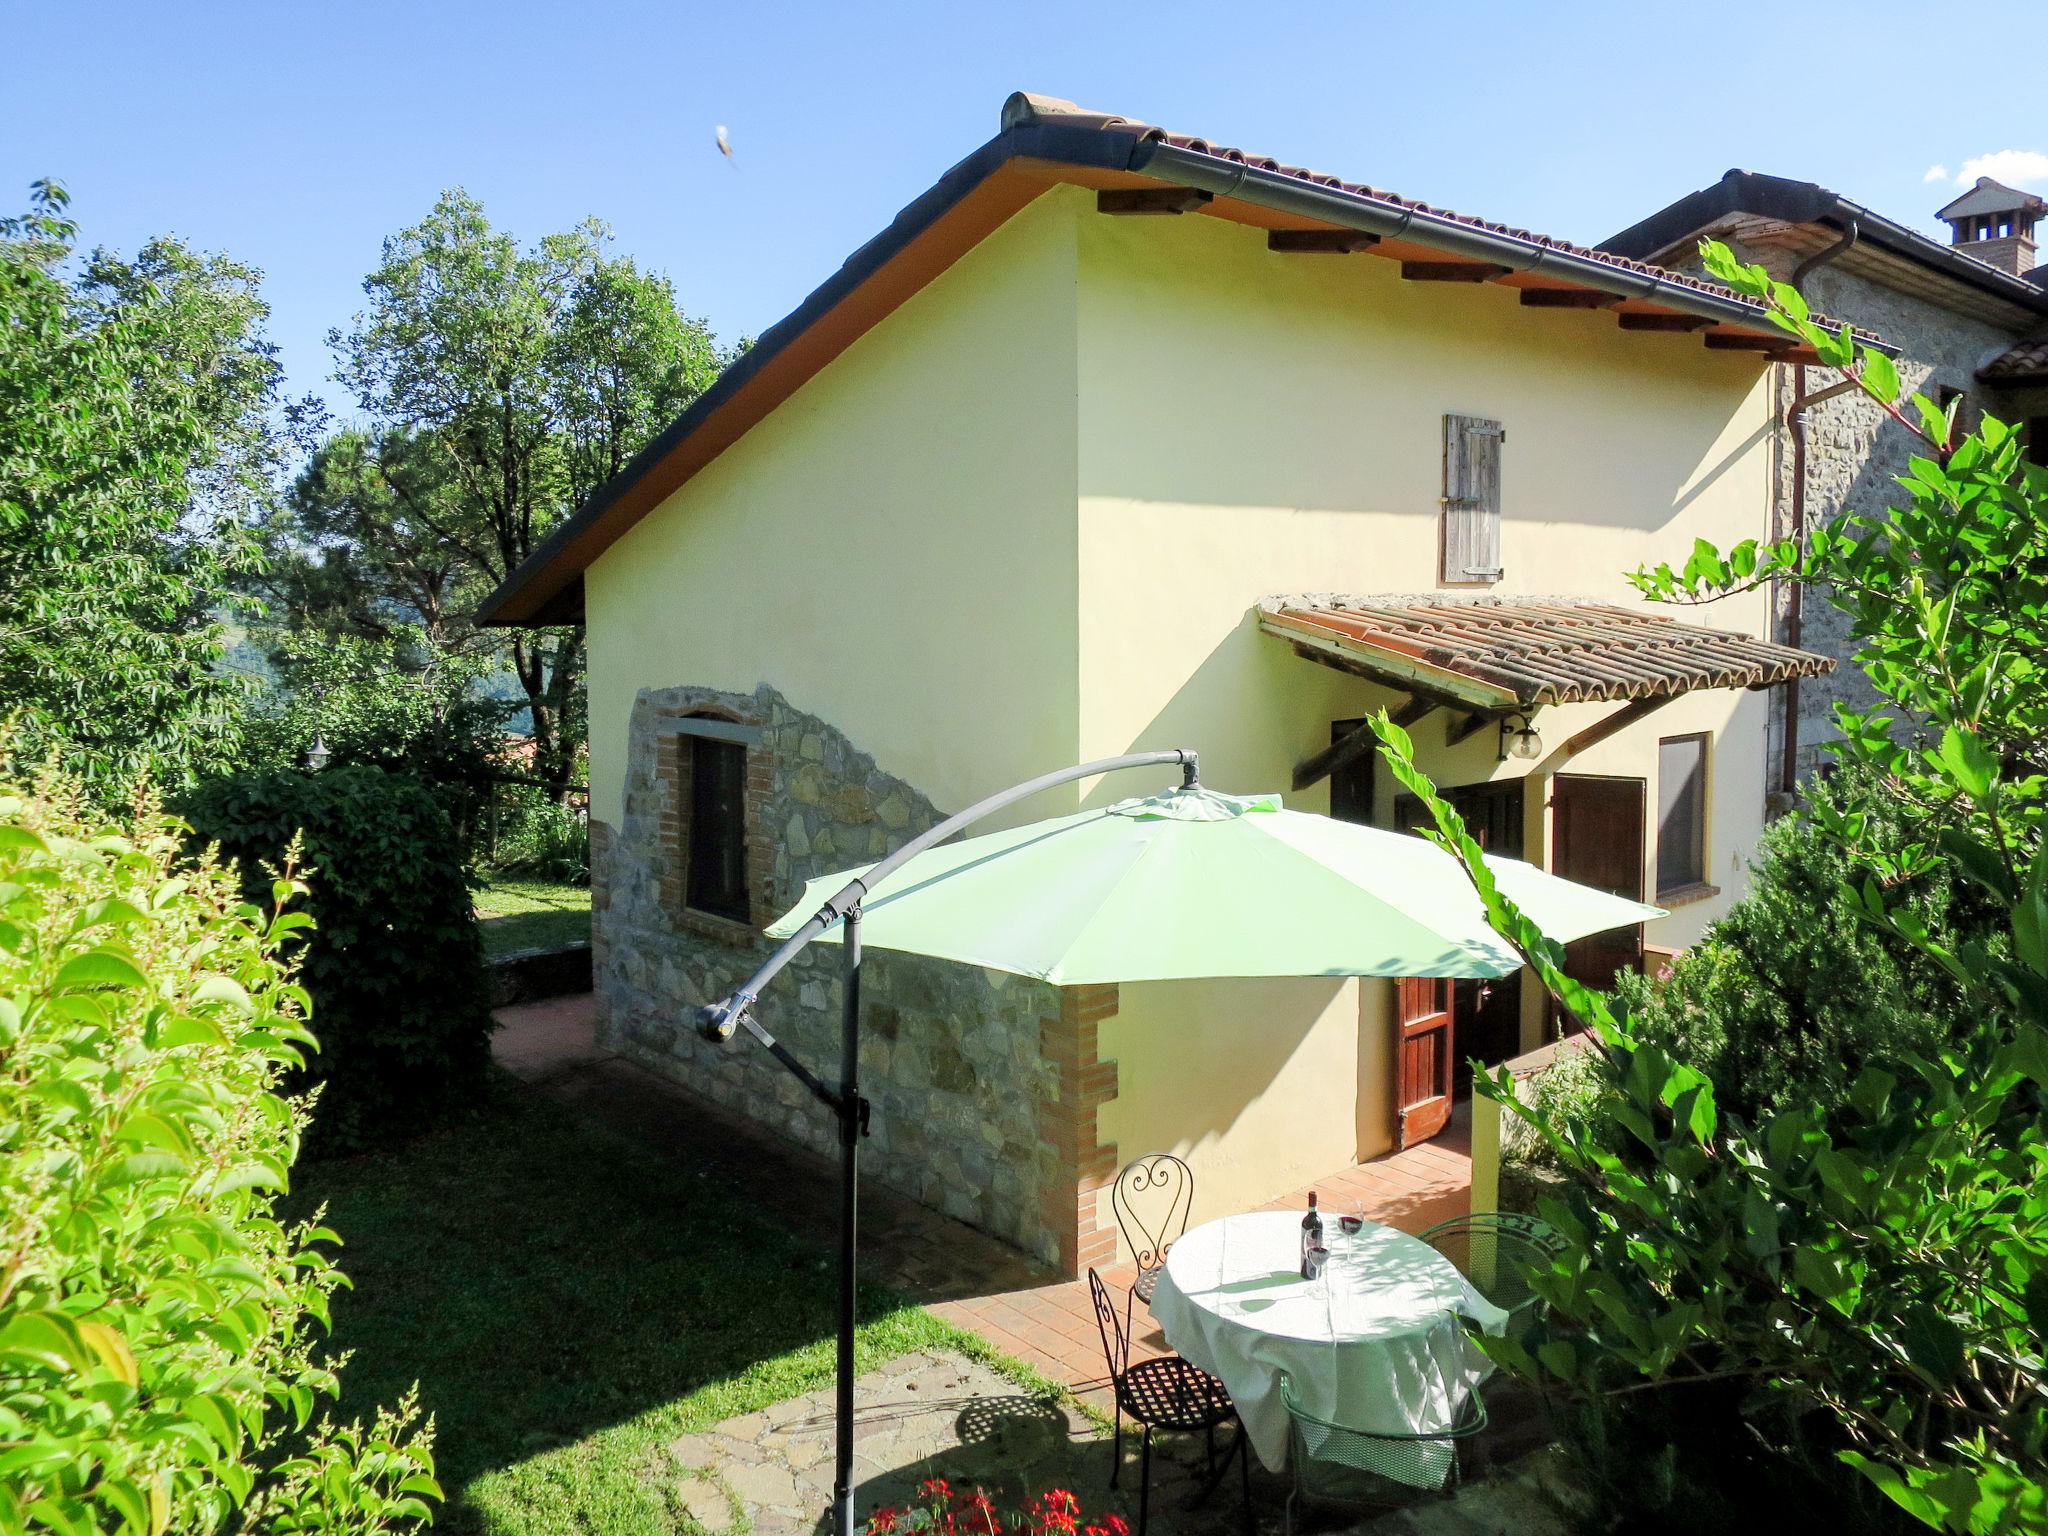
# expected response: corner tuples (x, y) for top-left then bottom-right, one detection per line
(665, 1350), (1573, 1536)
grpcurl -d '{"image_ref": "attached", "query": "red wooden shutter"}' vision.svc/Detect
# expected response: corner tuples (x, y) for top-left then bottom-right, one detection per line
(1441, 414), (1503, 584)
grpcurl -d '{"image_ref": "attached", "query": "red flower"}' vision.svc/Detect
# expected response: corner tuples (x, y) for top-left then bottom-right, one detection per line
(867, 1508), (902, 1536)
(954, 1488), (1000, 1535)
(918, 1479), (955, 1504)
(1104, 1516), (1130, 1536)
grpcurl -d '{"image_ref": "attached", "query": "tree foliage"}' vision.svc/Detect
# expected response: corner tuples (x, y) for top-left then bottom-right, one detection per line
(0, 182), (300, 799)
(238, 627), (512, 859)
(1370, 241), (2048, 1534)
(0, 772), (437, 1536)
(267, 191), (723, 796)
(178, 767), (493, 1153)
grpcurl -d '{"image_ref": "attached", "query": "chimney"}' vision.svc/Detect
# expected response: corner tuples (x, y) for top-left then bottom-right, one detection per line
(1937, 176), (2043, 276)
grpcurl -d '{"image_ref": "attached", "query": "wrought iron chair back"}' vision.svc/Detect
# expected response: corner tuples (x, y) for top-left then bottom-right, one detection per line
(1110, 1153), (1194, 1292)
(1086, 1266), (1134, 1382)
(1279, 1311), (1489, 1528)
(1418, 1213), (1563, 1320)
(1086, 1269), (1248, 1536)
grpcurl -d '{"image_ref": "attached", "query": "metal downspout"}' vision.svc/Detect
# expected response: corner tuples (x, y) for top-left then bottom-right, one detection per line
(1776, 218), (1860, 801)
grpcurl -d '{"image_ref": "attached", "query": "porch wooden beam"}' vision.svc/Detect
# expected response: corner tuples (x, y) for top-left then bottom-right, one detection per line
(1618, 312), (1715, 332)
(1401, 261), (1512, 283)
(1519, 288), (1621, 309)
(1446, 710), (1501, 747)
(1556, 695), (1680, 763)
(1268, 229), (1381, 254)
(1703, 331), (1794, 353)
(1097, 187), (1213, 216)
(1275, 634), (1521, 713)
(1292, 696), (1435, 792)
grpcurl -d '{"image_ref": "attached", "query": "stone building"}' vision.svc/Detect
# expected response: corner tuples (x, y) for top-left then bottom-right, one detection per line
(1606, 172), (2048, 791)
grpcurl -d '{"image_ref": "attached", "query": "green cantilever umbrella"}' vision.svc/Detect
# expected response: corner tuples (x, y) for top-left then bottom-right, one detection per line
(700, 749), (1658, 1536)
(768, 784), (1660, 981)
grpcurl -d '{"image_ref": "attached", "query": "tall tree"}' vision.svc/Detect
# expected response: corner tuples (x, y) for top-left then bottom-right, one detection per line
(293, 190), (721, 795)
(0, 181), (298, 797)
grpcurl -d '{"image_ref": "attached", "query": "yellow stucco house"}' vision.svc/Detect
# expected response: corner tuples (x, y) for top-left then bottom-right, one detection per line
(480, 93), (1835, 1274)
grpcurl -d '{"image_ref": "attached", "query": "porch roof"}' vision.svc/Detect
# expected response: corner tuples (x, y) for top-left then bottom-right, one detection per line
(1259, 597), (1836, 712)
(1979, 336), (2048, 385)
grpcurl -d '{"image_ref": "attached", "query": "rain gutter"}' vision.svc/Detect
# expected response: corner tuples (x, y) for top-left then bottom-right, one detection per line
(1776, 218), (1861, 799)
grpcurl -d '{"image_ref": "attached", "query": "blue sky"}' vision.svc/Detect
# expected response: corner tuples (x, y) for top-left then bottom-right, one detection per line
(7, 0), (2043, 421)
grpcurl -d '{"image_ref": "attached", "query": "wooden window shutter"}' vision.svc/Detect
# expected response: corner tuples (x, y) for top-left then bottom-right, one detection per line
(1441, 414), (1503, 584)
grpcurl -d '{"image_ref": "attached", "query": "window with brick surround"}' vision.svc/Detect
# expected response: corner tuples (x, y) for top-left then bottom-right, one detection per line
(686, 735), (749, 921)
(658, 711), (771, 934)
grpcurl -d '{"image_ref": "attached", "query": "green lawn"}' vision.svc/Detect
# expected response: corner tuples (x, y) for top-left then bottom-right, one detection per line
(288, 1079), (1049, 1536)
(475, 878), (592, 958)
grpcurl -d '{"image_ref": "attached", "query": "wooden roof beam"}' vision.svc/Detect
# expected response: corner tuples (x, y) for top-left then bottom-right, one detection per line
(1704, 331), (1795, 353)
(1555, 695), (1679, 764)
(1292, 696), (1435, 792)
(1097, 187), (1212, 216)
(1520, 288), (1621, 309)
(1447, 710), (1507, 747)
(1268, 229), (1381, 254)
(1401, 261), (1513, 283)
(1618, 312), (1715, 332)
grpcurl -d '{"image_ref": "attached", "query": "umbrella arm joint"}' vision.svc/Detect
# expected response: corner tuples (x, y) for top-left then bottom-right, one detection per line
(838, 1092), (871, 1144)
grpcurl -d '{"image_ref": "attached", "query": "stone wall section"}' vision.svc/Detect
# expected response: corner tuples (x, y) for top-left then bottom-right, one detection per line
(590, 681), (1117, 1270)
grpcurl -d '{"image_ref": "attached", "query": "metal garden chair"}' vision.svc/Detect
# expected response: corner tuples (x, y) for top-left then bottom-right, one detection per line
(1417, 1212), (1565, 1324)
(1109, 1152), (1194, 1305)
(1086, 1269), (1248, 1536)
(1277, 1314), (1489, 1532)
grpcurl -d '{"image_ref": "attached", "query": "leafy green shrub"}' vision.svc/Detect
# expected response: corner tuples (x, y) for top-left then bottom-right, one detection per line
(1499, 1040), (1608, 1173)
(485, 783), (588, 883)
(0, 773), (437, 1535)
(1614, 770), (1989, 1120)
(179, 765), (493, 1152)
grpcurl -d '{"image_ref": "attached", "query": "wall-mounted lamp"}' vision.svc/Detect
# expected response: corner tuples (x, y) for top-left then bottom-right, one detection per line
(1498, 712), (1542, 762)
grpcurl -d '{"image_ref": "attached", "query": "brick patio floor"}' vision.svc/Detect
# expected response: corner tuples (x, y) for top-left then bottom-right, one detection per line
(495, 994), (1474, 1416)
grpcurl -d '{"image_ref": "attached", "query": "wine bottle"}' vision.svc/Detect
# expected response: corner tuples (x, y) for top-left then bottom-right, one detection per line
(1300, 1191), (1323, 1278)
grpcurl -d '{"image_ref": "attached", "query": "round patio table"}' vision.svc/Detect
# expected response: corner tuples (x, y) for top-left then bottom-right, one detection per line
(1147, 1210), (1507, 1473)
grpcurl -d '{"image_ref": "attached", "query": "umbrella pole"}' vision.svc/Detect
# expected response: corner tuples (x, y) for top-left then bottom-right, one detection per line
(694, 748), (1201, 1536)
(833, 906), (863, 1536)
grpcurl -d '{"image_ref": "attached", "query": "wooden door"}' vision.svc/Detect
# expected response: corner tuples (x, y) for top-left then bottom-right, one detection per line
(1551, 774), (1647, 1031)
(1394, 976), (1454, 1148)
(1392, 782), (1527, 1091)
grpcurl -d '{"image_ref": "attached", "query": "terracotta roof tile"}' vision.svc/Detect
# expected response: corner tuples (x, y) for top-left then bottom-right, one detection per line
(1260, 597), (1835, 710)
(1979, 336), (2048, 383)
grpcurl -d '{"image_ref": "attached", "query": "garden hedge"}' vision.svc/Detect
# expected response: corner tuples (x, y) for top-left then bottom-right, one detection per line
(179, 764), (492, 1151)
